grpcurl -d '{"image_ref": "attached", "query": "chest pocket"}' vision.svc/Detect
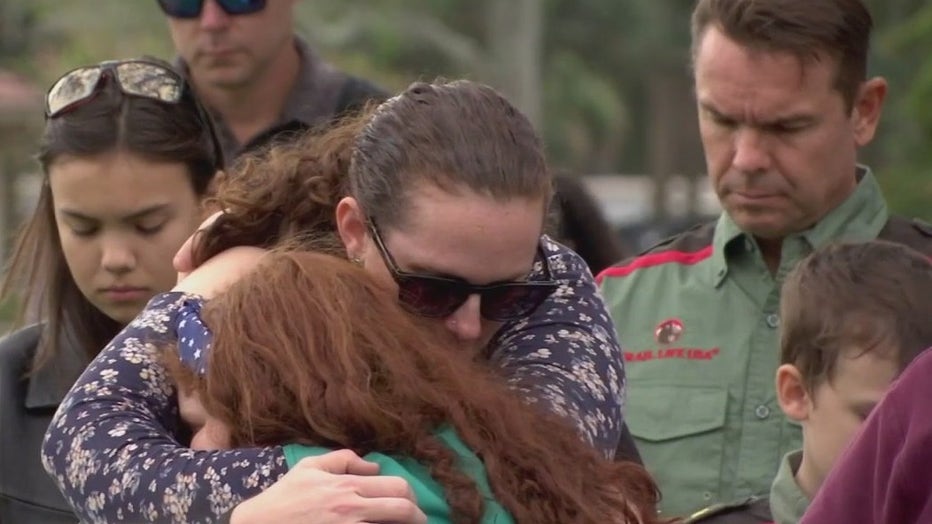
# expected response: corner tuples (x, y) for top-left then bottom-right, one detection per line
(627, 384), (728, 516)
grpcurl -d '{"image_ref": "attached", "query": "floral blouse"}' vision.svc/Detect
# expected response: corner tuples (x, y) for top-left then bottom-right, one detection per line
(42, 236), (626, 523)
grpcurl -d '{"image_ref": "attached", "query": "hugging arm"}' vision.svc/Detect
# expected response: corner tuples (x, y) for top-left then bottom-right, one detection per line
(42, 287), (426, 524)
(41, 292), (288, 523)
(488, 237), (627, 458)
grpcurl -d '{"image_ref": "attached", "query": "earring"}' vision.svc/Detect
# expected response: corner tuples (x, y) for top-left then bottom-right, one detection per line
(351, 256), (364, 266)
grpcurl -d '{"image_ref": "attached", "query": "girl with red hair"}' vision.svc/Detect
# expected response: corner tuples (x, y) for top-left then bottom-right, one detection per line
(167, 250), (662, 524)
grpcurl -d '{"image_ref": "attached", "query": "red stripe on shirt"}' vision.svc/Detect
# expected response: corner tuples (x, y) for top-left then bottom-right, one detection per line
(596, 245), (714, 282)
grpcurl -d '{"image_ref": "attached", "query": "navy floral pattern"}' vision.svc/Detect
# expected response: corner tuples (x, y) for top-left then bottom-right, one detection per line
(42, 236), (625, 523)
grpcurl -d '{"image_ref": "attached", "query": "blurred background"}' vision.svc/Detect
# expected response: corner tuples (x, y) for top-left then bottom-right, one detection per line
(1, 0), (930, 290)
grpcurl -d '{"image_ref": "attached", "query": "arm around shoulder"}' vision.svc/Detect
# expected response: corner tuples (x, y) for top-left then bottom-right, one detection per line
(41, 293), (289, 523)
(489, 237), (626, 457)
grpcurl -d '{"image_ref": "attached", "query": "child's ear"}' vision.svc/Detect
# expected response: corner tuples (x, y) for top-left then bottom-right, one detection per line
(776, 364), (812, 422)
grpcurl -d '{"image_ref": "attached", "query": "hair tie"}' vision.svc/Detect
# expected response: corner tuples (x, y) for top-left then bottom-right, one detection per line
(173, 298), (212, 375)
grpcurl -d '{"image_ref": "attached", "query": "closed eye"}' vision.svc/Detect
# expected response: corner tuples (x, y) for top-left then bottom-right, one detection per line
(62, 217), (100, 237)
(712, 114), (737, 128)
(766, 122), (809, 134)
(70, 224), (99, 237)
(135, 221), (166, 235)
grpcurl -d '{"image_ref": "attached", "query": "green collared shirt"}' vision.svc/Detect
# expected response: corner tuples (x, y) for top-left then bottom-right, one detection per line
(598, 167), (888, 517)
(770, 450), (809, 524)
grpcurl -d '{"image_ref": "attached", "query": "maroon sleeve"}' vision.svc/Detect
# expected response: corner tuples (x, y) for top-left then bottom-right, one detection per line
(800, 348), (932, 524)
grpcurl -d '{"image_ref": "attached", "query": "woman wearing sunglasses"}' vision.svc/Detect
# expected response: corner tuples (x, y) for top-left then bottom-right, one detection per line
(0, 58), (219, 522)
(43, 80), (635, 523)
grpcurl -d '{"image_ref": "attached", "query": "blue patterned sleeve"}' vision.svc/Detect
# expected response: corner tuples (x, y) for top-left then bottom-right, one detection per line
(487, 236), (625, 457)
(41, 292), (287, 524)
(41, 238), (626, 521)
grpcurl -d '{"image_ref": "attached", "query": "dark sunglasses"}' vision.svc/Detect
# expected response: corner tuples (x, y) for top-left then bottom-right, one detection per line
(368, 222), (558, 322)
(157, 0), (266, 18)
(45, 59), (224, 170)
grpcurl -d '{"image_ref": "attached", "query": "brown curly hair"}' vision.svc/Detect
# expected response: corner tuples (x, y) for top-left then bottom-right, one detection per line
(191, 111), (359, 263)
(169, 251), (665, 524)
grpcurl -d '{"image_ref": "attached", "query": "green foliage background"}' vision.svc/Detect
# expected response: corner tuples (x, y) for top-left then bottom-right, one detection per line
(0, 0), (929, 220)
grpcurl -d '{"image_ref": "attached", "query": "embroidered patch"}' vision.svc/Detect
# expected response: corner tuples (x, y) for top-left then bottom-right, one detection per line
(655, 318), (684, 345)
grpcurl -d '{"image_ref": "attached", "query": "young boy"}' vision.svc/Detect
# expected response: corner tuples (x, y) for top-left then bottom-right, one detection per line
(686, 240), (932, 524)
(799, 346), (932, 524)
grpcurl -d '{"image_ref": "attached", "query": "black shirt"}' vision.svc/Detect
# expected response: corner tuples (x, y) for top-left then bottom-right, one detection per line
(0, 324), (83, 523)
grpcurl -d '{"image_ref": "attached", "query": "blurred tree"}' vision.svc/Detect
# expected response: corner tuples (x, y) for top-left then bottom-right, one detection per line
(0, 1), (38, 68)
(870, 0), (932, 220)
(543, 51), (627, 173)
(299, 0), (545, 126)
(300, 0), (631, 173)
(0, 0), (928, 225)
(485, 0), (544, 127)
(546, 0), (703, 220)
(25, 0), (173, 87)
(0, 0), (43, 263)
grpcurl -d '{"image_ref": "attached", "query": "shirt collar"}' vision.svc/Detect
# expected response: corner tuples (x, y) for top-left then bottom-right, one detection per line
(281, 37), (347, 127)
(710, 165), (888, 285)
(770, 450), (810, 524)
(24, 326), (89, 410)
(174, 36), (347, 158)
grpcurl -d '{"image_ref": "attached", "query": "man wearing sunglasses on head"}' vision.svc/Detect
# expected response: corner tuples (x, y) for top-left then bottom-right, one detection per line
(157, 0), (387, 162)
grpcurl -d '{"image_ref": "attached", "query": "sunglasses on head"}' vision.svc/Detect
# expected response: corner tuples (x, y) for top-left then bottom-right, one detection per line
(45, 59), (224, 169)
(157, 0), (266, 18)
(368, 221), (558, 322)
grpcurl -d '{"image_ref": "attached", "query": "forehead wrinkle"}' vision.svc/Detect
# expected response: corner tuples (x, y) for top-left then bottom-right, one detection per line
(697, 36), (837, 125)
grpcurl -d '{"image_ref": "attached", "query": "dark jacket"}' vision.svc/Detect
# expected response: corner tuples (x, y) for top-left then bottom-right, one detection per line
(0, 324), (85, 523)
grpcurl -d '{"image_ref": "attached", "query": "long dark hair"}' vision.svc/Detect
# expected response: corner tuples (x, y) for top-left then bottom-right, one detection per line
(1, 57), (218, 372)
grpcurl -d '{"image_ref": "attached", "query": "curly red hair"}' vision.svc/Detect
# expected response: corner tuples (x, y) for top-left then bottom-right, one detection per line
(170, 251), (666, 523)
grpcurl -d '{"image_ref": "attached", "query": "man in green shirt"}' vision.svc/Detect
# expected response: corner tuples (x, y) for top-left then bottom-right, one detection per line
(598, 0), (932, 517)
(685, 241), (932, 524)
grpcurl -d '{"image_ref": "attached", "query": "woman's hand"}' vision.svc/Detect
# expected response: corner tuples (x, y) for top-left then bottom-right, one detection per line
(174, 210), (222, 277)
(230, 450), (427, 524)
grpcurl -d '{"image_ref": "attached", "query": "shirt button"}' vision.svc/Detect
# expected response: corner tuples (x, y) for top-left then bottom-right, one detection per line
(755, 404), (771, 419)
(766, 313), (780, 329)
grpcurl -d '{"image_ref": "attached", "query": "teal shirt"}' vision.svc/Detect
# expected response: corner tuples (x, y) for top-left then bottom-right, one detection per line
(598, 168), (889, 517)
(769, 450), (808, 524)
(283, 427), (514, 524)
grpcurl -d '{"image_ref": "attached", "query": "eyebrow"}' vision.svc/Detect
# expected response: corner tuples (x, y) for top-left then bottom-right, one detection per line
(59, 204), (172, 222)
(699, 101), (816, 128)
